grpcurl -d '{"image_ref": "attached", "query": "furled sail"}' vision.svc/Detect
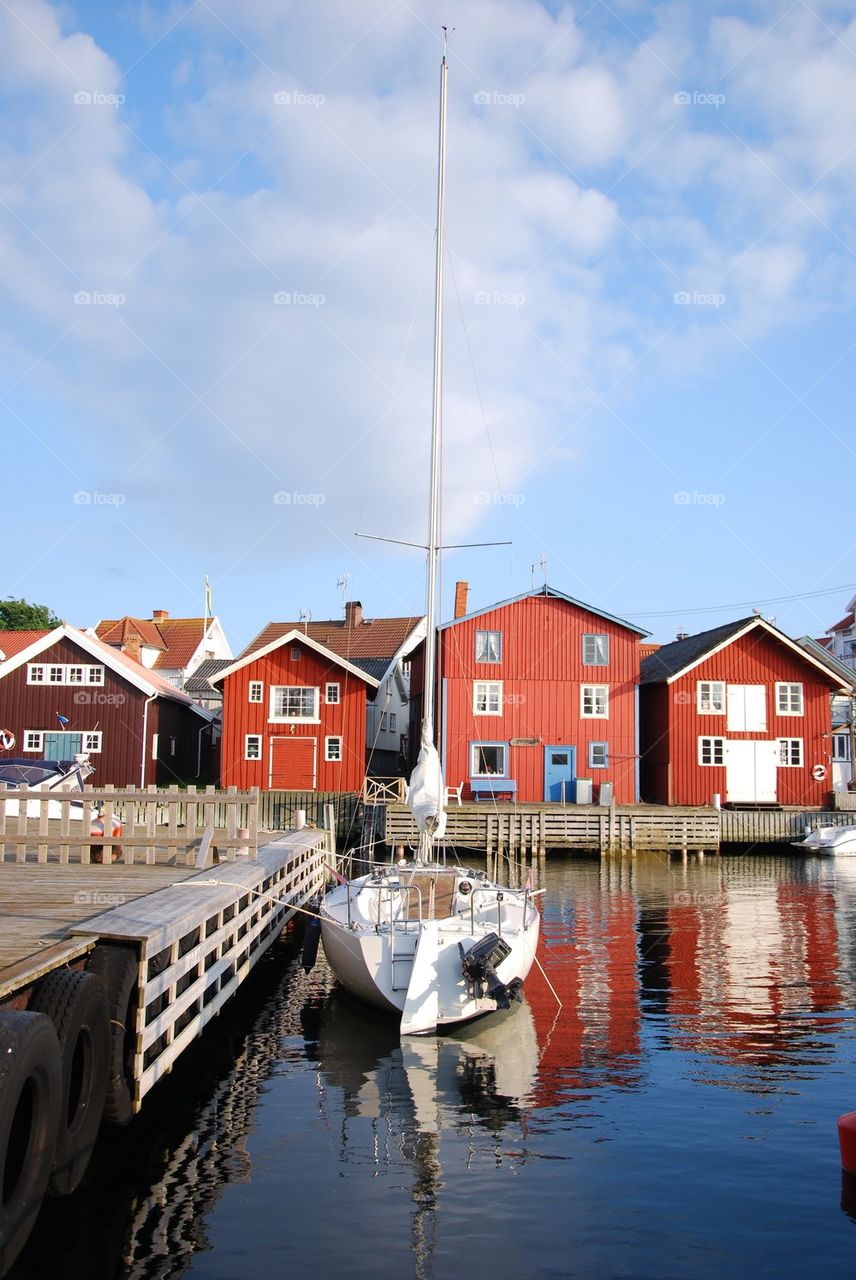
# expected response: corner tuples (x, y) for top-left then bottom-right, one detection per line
(406, 726), (447, 840)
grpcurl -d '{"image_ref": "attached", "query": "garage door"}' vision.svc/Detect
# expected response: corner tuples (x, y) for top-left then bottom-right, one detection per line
(269, 737), (316, 789)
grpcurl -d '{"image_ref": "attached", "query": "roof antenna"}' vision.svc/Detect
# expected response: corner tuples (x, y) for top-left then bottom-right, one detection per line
(442, 24), (454, 50)
(299, 609), (311, 634)
(540, 554), (547, 589)
(337, 574), (349, 616)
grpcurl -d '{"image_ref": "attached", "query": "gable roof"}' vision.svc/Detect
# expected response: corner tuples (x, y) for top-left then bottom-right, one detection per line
(640, 616), (849, 690)
(796, 636), (856, 689)
(95, 615), (215, 671)
(0, 630), (51, 661)
(439, 584), (651, 637)
(0, 625), (214, 719)
(242, 615), (423, 663)
(97, 617), (166, 650)
(829, 607), (855, 634)
(184, 657), (233, 694)
(211, 629), (381, 688)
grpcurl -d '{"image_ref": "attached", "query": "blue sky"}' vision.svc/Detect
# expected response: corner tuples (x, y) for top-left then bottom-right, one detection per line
(2, 0), (854, 652)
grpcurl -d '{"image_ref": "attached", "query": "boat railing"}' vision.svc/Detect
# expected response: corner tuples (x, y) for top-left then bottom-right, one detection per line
(464, 884), (536, 936)
(345, 880), (424, 931)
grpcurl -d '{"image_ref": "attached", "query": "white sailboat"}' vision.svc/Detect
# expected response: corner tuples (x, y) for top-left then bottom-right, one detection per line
(319, 53), (541, 1036)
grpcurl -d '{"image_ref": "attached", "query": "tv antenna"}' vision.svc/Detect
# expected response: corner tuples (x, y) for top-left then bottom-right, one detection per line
(337, 574), (349, 615)
(298, 609), (311, 633)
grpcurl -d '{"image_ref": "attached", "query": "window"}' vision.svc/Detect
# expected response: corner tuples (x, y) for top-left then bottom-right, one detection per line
(270, 686), (319, 720)
(778, 738), (803, 767)
(48, 665), (64, 684)
(698, 736), (725, 766)
(589, 742), (609, 768)
(581, 685), (608, 718)
(27, 664), (46, 684)
(470, 742), (507, 776)
(87, 666), (104, 686)
(473, 681), (503, 715)
(290, 646), (301, 661)
(727, 685), (766, 732)
(475, 630), (502, 663)
(23, 731), (44, 753)
(248, 681), (263, 703)
(245, 734), (262, 761)
(697, 681), (725, 714)
(380, 712), (387, 730)
(582, 635), (609, 666)
(832, 734), (851, 763)
(82, 731), (102, 753)
(325, 736), (342, 762)
(776, 683), (804, 716)
(325, 683), (340, 704)
(26, 663), (104, 686)
(389, 712), (396, 732)
(67, 665), (85, 684)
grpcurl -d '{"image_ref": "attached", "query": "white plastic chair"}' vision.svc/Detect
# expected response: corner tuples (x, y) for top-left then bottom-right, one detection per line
(445, 782), (464, 806)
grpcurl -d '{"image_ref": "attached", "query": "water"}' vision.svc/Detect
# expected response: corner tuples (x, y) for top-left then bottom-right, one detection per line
(11, 853), (856, 1280)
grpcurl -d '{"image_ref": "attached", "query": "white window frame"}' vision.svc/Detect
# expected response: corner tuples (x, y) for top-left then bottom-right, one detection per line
(269, 686), (320, 723)
(778, 737), (803, 767)
(325, 736), (342, 762)
(832, 733), (851, 763)
(47, 665), (64, 685)
(325, 682), (340, 705)
(589, 741), (609, 769)
(26, 664), (46, 684)
(389, 712), (396, 732)
(245, 734), (262, 761)
(775, 682), (804, 716)
(23, 730), (44, 753)
(470, 741), (508, 776)
(697, 681), (726, 715)
(473, 680), (503, 716)
(380, 712), (387, 730)
(82, 731), (102, 754)
(698, 736), (725, 766)
(248, 681), (263, 704)
(86, 666), (104, 686)
(582, 634), (609, 666)
(581, 685), (608, 719)
(66, 665), (86, 684)
(475, 630), (502, 664)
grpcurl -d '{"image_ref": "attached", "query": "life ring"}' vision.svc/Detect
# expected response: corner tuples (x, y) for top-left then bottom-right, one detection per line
(84, 946), (139, 1125)
(29, 969), (110, 1195)
(90, 814), (124, 864)
(0, 729), (15, 751)
(0, 1011), (62, 1273)
(811, 763), (828, 783)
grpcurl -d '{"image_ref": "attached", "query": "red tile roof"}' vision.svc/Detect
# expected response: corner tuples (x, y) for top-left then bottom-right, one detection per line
(829, 611), (855, 633)
(96, 616), (207, 671)
(242, 616), (423, 663)
(0, 630), (51, 659)
(98, 617), (166, 649)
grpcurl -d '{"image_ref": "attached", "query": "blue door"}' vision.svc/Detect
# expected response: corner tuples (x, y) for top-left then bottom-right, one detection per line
(42, 732), (82, 761)
(544, 746), (576, 801)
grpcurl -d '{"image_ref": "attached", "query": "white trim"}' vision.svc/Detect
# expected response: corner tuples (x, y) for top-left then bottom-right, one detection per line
(248, 680), (263, 704)
(245, 733), (262, 761)
(777, 737), (803, 767)
(664, 617), (850, 690)
(473, 680), (503, 716)
(23, 730), (44, 753)
(696, 680), (725, 715)
(581, 684), (609, 719)
(325, 682), (340, 704)
(210, 629), (380, 688)
(268, 685), (321, 723)
(324, 735), (342, 762)
(698, 735), (725, 766)
(775, 681), (804, 716)
(82, 730), (102, 753)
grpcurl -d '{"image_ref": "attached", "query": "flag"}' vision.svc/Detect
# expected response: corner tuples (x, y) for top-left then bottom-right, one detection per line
(204, 575), (213, 618)
(56, 714), (69, 727)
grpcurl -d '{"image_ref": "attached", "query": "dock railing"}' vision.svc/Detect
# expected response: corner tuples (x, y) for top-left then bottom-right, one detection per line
(0, 783), (260, 865)
(362, 776), (407, 804)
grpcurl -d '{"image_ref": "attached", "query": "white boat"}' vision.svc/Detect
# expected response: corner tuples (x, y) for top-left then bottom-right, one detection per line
(792, 825), (856, 855)
(0, 754), (94, 818)
(319, 52), (541, 1035)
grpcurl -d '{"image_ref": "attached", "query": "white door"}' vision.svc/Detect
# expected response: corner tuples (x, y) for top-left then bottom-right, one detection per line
(725, 740), (778, 802)
(727, 685), (767, 732)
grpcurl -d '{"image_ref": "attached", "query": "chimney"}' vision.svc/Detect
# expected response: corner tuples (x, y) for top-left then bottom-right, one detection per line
(344, 600), (363, 628)
(123, 636), (142, 663)
(152, 610), (169, 623)
(454, 581), (469, 619)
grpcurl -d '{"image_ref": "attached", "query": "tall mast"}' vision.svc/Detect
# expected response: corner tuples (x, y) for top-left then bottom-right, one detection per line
(422, 53), (447, 747)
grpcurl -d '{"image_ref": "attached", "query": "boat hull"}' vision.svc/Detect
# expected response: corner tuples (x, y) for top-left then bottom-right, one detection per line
(793, 825), (856, 855)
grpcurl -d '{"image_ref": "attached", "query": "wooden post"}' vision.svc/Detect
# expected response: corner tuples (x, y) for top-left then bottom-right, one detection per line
(37, 796), (49, 863)
(249, 787), (260, 860)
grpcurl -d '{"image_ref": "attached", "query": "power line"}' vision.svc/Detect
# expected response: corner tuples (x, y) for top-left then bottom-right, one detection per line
(625, 581), (856, 620)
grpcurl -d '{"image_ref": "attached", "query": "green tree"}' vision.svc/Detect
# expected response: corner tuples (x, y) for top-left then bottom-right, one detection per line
(0, 597), (62, 630)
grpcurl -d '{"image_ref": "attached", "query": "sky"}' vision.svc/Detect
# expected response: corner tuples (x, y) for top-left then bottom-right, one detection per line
(2, 0), (855, 653)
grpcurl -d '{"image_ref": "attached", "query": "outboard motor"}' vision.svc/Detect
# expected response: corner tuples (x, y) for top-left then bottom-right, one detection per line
(460, 934), (521, 1010)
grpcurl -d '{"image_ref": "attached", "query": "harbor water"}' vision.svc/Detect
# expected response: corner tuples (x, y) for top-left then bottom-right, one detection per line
(10, 852), (856, 1279)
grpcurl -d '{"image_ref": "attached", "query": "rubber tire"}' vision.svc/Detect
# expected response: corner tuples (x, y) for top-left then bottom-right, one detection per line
(84, 946), (139, 1126)
(29, 970), (109, 1195)
(0, 1012), (62, 1275)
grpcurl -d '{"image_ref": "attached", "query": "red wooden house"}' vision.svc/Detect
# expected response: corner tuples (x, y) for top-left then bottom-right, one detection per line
(436, 584), (649, 804)
(212, 629), (379, 792)
(639, 616), (848, 806)
(0, 625), (214, 785)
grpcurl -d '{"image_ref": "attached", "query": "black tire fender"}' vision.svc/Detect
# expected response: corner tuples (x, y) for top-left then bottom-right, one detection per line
(84, 946), (139, 1126)
(29, 969), (109, 1195)
(0, 1011), (62, 1275)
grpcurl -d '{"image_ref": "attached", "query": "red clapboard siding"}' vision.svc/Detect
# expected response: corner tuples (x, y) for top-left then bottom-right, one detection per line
(439, 593), (644, 804)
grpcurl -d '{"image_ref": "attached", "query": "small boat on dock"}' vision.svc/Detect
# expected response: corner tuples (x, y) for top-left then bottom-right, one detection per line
(0, 754), (94, 818)
(792, 824), (856, 856)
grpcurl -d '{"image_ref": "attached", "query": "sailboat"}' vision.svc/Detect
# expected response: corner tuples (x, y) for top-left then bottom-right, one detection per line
(319, 53), (542, 1036)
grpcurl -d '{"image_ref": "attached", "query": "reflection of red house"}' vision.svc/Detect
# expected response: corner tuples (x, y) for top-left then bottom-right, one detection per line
(436, 584), (649, 803)
(640, 616), (847, 806)
(213, 630), (379, 791)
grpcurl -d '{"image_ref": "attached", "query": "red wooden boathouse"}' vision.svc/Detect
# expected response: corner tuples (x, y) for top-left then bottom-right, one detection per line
(639, 616), (848, 806)
(213, 630), (379, 792)
(436, 584), (649, 804)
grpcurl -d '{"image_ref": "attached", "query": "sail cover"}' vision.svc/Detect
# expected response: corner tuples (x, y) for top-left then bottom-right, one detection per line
(406, 726), (447, 839)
